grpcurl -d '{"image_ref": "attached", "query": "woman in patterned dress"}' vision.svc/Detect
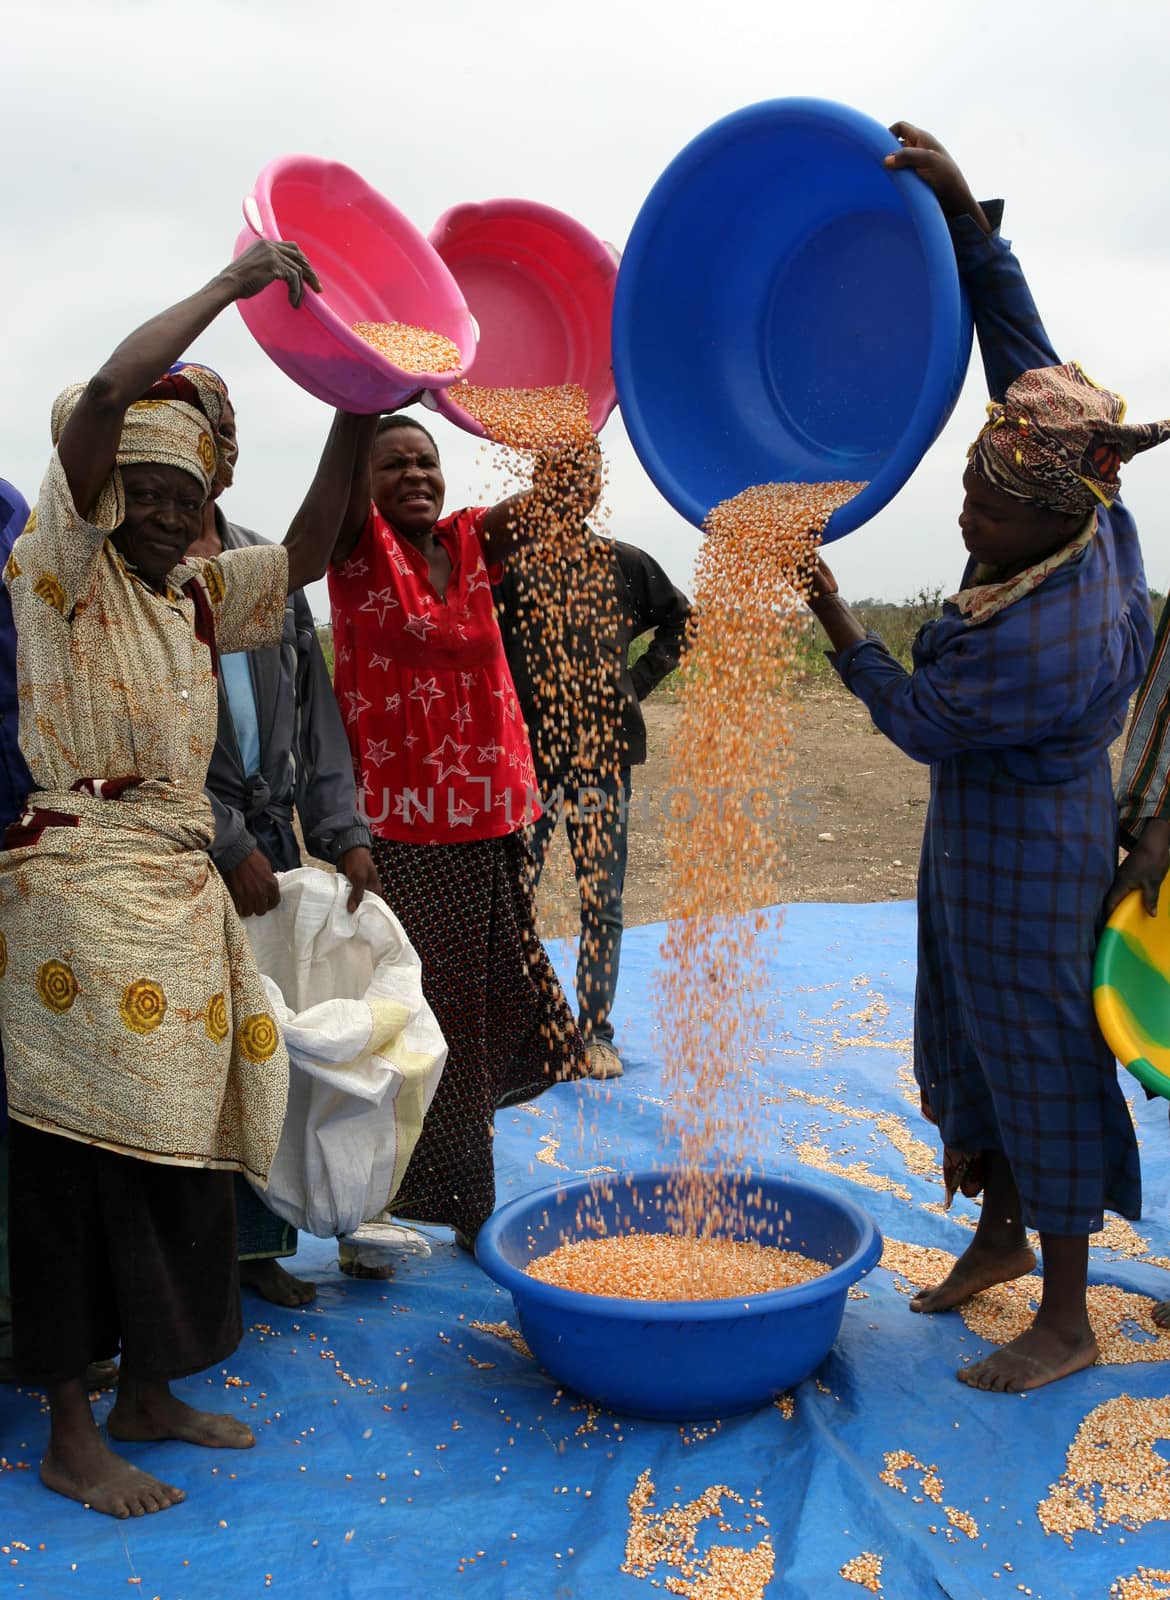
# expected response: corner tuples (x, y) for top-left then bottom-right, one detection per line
(328, 416), (589, 1258)
(1, 239), (373, 1517)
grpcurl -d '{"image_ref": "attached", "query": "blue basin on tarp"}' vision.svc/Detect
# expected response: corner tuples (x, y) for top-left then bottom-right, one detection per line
(475, 1169), (882, 1420)
(611, 98), (973, 541)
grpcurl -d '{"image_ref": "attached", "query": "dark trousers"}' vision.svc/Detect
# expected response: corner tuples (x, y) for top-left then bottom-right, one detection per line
(528, 769), (631, 1043)
(8, 1121), (241, 1382)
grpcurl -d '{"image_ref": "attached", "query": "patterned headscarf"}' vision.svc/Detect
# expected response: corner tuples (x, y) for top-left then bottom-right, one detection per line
(968, 361), (1170, 515)
(49, 366), (228, 531)
(168, 362), (237, 493)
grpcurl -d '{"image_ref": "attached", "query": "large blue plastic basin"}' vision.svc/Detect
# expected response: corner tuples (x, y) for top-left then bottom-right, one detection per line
(475, 1169), (882, 1420)
(612, 98), (973, 540)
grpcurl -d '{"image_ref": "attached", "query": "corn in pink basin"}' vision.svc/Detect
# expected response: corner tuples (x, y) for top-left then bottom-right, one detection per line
(235, 154), (475, 413)
(428, 198), (618, 438)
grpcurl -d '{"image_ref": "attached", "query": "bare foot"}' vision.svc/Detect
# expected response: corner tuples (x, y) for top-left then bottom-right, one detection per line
(910, 1241), (1037, 1314)
(958, 1323), (1098, 1392)
(109, 1392), (255, 1450)
(339, 1256), (393, 1280)
(239, 1258), (316, 1307)
(41, 1434), (184, 1519)
(1153, 1299), (1170, 1330)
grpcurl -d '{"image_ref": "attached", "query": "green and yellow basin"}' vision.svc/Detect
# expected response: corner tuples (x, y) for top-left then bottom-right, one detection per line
(1094, 882), (1170, 1101)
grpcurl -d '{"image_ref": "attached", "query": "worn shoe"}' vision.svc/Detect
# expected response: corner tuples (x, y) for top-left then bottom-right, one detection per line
(585, 1038), (624, 1080)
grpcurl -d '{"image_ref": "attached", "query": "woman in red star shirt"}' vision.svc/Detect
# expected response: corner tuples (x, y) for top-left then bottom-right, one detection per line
(328, 415), (588, 1256)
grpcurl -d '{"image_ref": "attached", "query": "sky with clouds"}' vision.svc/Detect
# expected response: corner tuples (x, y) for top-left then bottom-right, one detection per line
(4, 0), (1170, 618)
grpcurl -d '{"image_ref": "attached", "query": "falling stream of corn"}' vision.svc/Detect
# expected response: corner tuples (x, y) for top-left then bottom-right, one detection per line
(414, 369), (866, 1300)
(654, 481), (864, 1261)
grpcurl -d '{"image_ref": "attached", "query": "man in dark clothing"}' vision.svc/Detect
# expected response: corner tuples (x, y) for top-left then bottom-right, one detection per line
(494, 485), (691, 1079)
(184, 379), (380, 1307)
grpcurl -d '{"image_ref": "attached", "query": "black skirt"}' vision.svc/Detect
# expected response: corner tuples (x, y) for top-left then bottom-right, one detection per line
(372, 830), (586, 1238)
(8, 1121), (242, 1382)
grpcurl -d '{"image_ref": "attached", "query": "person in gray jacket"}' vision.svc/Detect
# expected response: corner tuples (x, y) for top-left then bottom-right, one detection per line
(183, 371), (381, 1307)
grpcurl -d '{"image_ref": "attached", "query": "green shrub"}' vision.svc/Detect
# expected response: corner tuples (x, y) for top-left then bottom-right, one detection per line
(317, 624), (334, 677)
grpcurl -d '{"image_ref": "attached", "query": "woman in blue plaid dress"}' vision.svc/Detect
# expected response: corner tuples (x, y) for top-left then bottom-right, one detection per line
(809, 124), (1169, 1393)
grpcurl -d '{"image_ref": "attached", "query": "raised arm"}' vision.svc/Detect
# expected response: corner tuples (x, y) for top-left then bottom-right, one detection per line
(331, 414), (381, 566)
(285, 412), (379, 593)
(58, 242), (321, 523)
(885, 123), (1060, 399)
(480, 436), (602, 558)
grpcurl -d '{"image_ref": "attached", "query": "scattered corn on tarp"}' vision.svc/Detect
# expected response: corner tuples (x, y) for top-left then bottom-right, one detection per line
(3, 902), (1170, 1600)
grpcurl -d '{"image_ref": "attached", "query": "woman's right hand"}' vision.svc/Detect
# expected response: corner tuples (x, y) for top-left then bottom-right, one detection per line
(884, 123), (990, 233)
(806, 556), (839, 610)
(805, 556), (868, 652)
(222, 240), (322, 308)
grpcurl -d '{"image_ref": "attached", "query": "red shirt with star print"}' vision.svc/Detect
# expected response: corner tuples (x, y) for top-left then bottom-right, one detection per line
(327, 504), (539, 844)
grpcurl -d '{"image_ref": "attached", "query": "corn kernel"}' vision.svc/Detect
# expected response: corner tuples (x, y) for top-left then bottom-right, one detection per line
(351, 320), (460, 375)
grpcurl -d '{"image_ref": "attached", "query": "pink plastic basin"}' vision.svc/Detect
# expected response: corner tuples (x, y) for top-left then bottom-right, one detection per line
(426, 199), (618, 437)
(234, 155), (476, 413)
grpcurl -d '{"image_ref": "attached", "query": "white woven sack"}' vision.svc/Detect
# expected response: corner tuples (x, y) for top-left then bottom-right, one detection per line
(245, 867), (446, 1237)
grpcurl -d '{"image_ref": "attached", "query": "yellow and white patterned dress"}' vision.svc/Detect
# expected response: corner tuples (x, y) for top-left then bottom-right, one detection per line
(0, 450), (291, 1184)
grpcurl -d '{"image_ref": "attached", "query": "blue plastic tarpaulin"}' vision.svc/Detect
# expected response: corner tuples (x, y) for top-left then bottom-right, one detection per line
(2, 902), (1168, 1598)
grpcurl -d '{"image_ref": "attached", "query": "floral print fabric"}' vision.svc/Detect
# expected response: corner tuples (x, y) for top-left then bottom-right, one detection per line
(0, 452), (291, 1181)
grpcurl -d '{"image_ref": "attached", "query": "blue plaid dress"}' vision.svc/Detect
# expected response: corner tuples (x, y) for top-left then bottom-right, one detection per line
(833, 209), (1151, 1235)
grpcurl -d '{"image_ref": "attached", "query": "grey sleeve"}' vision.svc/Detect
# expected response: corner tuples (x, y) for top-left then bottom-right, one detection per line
(292, 593), (372, 862)
(207, 786), (258, 873)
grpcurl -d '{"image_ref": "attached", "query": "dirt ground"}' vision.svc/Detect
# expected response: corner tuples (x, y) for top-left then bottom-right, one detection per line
(533, 677), (934, 940)
(530, 677), (1134, 940)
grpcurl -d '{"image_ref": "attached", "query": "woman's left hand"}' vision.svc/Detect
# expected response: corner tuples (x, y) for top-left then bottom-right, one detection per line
(1103, 820), (1170, 919)
(338, 846), (383, 913)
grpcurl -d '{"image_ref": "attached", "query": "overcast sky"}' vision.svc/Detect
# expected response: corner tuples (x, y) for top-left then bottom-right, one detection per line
(5, 0), (1170, 619)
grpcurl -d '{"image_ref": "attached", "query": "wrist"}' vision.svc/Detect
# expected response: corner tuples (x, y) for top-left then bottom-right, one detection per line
(1140, 818), (1170, 849)
(961, 197), (992, 235)
(941, 186), (992, 234)
(333, 827), (373, 861)
(214, 832), (257, 874)
(208, 264), (249, 306)
(812, 595), (867, 654)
